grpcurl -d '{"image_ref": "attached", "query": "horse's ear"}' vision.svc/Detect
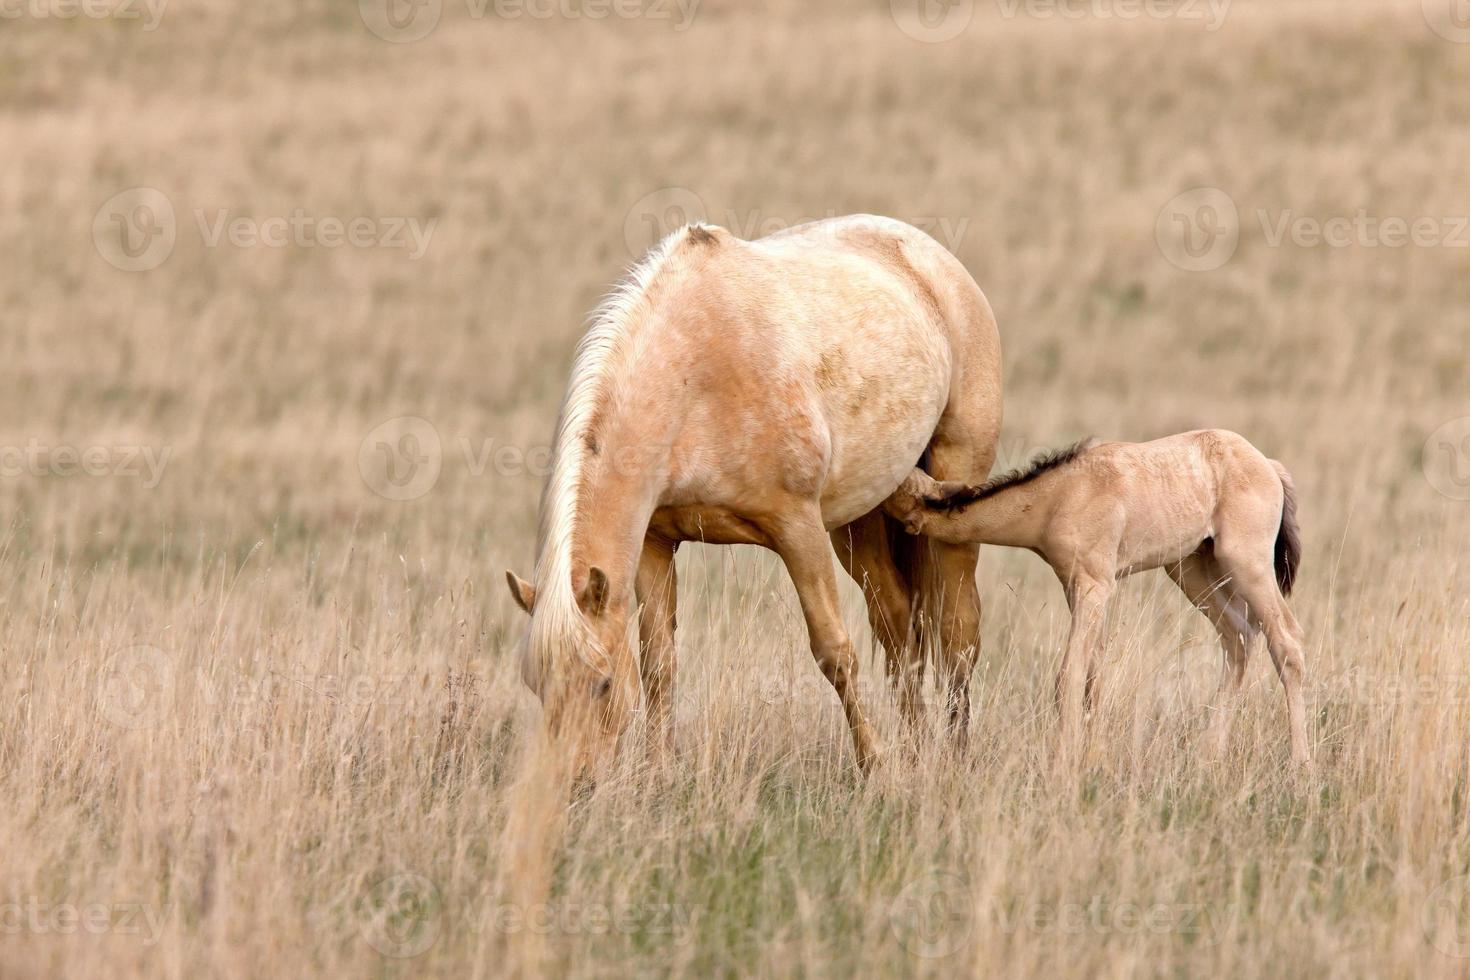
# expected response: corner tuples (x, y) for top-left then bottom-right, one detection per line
(506, 570), (536, 614)
(578, 565), (611, 617)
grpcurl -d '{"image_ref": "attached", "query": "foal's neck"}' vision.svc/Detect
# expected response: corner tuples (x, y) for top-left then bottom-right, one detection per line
(940, 480), (1055, 550)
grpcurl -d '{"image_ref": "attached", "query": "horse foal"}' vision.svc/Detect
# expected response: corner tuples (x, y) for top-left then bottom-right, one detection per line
(885, 430), (1308, 764)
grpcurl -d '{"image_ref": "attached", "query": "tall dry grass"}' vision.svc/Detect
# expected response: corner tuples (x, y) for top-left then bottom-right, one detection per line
(3, 0), (1470, 975)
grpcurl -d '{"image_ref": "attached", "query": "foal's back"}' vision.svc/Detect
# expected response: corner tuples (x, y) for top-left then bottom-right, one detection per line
(1048, 430), (1281, 575)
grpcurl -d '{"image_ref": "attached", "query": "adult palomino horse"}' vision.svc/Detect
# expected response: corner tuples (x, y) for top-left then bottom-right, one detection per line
(505, 215), (1002, 778)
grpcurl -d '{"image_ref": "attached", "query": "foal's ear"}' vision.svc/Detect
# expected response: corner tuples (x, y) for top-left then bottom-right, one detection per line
(925, 480), (974, 507)
(506, 570), (536, 614)
(578, 565), (611, 617)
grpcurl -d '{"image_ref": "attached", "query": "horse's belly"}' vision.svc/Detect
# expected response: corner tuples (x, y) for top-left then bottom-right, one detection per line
(817, 358), (950, 529)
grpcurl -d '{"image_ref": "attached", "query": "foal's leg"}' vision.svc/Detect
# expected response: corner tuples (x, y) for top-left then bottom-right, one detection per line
(1213, 537), (1310, 766)
(772, 507), (880, 773)
(1165, 552), (1255, 757)
(635, 536), (678, 763)
(1056, 573), (1113, 749)
(832, 511), (923, 737)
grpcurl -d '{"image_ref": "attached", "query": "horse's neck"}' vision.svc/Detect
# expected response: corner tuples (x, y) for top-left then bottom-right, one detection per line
(545, 391), (676, 603)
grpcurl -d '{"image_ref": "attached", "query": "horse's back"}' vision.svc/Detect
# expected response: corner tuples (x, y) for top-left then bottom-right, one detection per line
(657, 217), (997, 528)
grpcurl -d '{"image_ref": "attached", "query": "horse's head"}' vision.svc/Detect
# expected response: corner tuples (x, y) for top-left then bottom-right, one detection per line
(505, 565), (640, 785)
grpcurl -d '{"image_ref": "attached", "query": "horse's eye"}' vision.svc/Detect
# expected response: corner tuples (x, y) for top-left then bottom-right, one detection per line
(595, 677), (613, 698)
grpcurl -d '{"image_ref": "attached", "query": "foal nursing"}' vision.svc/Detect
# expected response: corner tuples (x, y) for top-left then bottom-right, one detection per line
(886, 429), (1308, 764)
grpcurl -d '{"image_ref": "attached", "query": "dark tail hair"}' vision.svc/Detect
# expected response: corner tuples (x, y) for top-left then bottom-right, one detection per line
(925, 439), (1097, 511)
(1271, 460), (1301, 596)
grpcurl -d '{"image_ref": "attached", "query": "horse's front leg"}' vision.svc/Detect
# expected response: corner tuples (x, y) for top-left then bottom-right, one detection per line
(770, 506), (880, 774)
(635, 535), (678, 764)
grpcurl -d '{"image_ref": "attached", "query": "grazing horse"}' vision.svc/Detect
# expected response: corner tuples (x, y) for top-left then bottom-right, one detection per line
(885, 429), (1309, 764)
(505, 215), (1002, 779)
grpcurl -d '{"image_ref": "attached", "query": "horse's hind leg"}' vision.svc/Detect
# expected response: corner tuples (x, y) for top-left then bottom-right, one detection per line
(906, 400), (1000, 749)
(832, 512), (923, 738)
(773, 506), (880, 773)
(1165, 551), (1255, 758)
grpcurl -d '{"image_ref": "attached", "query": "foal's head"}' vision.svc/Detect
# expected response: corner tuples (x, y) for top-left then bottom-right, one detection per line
(505, 565), (640, 784)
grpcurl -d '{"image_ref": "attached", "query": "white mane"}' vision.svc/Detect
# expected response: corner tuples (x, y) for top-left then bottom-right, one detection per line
(526, 224), (697, 675)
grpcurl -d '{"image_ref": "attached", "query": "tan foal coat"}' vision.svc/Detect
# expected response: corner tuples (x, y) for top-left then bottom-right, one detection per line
(886, 429), (1309, 764)
(507, 216), (1003, 779)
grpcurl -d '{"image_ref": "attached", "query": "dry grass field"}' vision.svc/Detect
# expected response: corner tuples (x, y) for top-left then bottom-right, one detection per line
(4, 0), (1470, 975)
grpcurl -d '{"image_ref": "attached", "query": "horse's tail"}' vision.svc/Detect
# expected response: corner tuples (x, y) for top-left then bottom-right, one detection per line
(1270, 460), (1301, 597)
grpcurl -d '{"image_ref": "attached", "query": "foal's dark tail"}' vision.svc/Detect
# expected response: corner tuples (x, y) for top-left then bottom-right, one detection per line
(1270, 460), (1301, 597)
